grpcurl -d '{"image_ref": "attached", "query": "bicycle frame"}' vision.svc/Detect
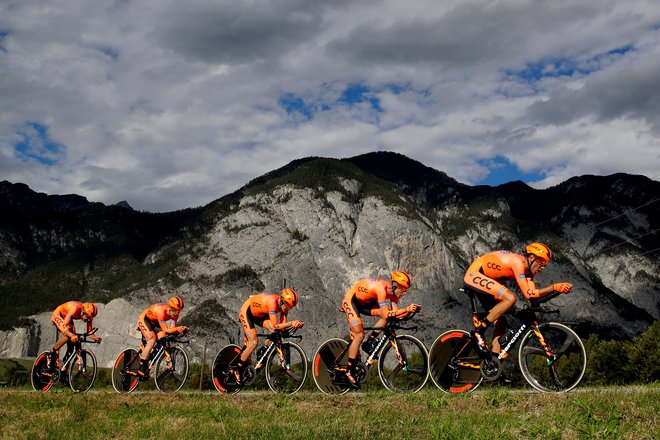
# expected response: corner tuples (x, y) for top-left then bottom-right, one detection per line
(123, 334), (188, 378)
(456, 290), (564, 368)
(251, 329), (302, 370)
(59, 329), (99, 370)
(328, 314), (419, 373)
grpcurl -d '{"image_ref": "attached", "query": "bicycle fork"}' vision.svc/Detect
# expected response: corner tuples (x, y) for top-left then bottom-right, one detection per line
(530, 324), (563, 390)
(385, 335), (410, 372)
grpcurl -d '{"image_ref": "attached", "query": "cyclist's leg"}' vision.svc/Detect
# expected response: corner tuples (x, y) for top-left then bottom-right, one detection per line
(463, 275), (516, 330)
(60, 341), (75, 374)
(50, 318), (72, 369)
(342, 291), (363, 387)
(490, 315), (509, 354)
(137, 315), (157, 377)
(235, 306), (260, 382)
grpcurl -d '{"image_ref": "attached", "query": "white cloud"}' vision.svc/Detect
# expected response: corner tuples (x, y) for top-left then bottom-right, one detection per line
(0, 0), (658, 211)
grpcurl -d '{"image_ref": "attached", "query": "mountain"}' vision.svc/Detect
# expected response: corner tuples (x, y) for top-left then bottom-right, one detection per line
(0, 154), (658, 367)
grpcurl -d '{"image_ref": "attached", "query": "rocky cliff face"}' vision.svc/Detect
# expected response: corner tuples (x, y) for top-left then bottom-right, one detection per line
(0, 154), (657, 368)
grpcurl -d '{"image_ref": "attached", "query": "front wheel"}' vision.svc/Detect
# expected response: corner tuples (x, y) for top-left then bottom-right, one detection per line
(312, 338), (351, 395)
(265, 342), (308, 394)
(518, 322), (587, 393)
(378, 334), (429, 393)
(68, 349), (97, 392)
(428, 330), (483, 394)
(155, 346), (189, 393)
(112, 348), (140, 394)
(31, 351), (55, 392)
(212, 344), (243, 394)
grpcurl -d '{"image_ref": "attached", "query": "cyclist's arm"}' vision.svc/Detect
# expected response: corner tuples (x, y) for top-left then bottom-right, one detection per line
(56, 315), (75, 338)
(61, 311), (73, 327)
(371, 290), (408, 319)
(86, 319), (93, 334)
(512, 261), (541, 299)
(268, 309), (283, 331)
(158, 319), (181, 336)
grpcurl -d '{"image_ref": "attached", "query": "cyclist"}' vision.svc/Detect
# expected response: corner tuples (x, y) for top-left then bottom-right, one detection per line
(136, 295), (189, 378)
(463, 242), (573, 357)
(48, 301), (101, 371)
(341, 270), (421, 388)
(233, 288), (304, 384)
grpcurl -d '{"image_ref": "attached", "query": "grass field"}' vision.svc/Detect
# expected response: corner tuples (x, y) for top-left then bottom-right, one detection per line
(1, 387), (657, 440)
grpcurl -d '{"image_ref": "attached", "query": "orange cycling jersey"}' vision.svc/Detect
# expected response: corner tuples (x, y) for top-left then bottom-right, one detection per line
(138, 303), (180, 340)
(52, 301), (92, 335)
(464, 250), (538, 299)
(353, 277), (398, 306)
(239, 292), (287, 334)
(342, 277), (400, 326)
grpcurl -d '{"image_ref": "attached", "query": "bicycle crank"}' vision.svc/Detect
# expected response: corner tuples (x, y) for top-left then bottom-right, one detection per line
(480, 358), (502, 381)
(355, 362), (368, 384)
(242, 365), (257, 386)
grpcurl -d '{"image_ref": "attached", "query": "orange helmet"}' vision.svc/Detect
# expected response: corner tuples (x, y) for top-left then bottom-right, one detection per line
(391, 270), (412, 290)
(281, 288), (298, 308)
(526, 242), (553, 263)
(168, 295), (185, 311)
(83, 303), (98, 318)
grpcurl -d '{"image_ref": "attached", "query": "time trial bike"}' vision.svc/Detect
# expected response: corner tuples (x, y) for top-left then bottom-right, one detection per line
(212, 328), (308, 395)
(428, 289), (587, 393)
(31, 328), (100, 393)
(313, 312), (428, 394)
(112, 332), (190, 393)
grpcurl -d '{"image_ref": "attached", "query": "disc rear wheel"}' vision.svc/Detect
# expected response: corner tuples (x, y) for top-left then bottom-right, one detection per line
(428, 330), (483, 394)
(212, 344), (243, 394)
(31, 351), (55, 392)
(312, 338), (351, 395)
(112, 348), (140, 394)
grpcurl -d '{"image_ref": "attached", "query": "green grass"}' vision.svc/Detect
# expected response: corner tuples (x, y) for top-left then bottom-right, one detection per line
(1, 387), (657, 440)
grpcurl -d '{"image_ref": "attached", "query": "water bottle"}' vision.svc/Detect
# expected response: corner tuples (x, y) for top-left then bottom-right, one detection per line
(499, 329), (515, 347)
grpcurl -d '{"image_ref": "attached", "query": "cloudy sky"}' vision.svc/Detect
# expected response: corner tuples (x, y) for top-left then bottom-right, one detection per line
(1, 0), (659, 212)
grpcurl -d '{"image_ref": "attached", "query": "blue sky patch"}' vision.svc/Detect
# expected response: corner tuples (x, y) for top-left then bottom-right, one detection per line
(506, 45), (634, 83)
(279, 94), (315, 120)
(340, 83), (382, 111)
(14, 122), (63, 166)
(279, 82), (385, 121)
(477, 156), (544, 187)
(0, 30), (9, 52)
(97, 45), (119, 60)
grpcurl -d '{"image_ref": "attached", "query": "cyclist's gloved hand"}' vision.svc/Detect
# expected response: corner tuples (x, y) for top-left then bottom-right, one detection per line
(290, 320), (304, 329)
(91, 335), (102, 343)
(175, 326), (189, 334)
(70, 334), (79, 343)
(406, 304), (422, 313)
(553, 283), (573, 294)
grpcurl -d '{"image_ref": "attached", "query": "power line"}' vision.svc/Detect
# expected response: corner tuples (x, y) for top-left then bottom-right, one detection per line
(598, 228), (660, 253)
(640, 247), (660, 256)
(591, 197), (660, 228)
